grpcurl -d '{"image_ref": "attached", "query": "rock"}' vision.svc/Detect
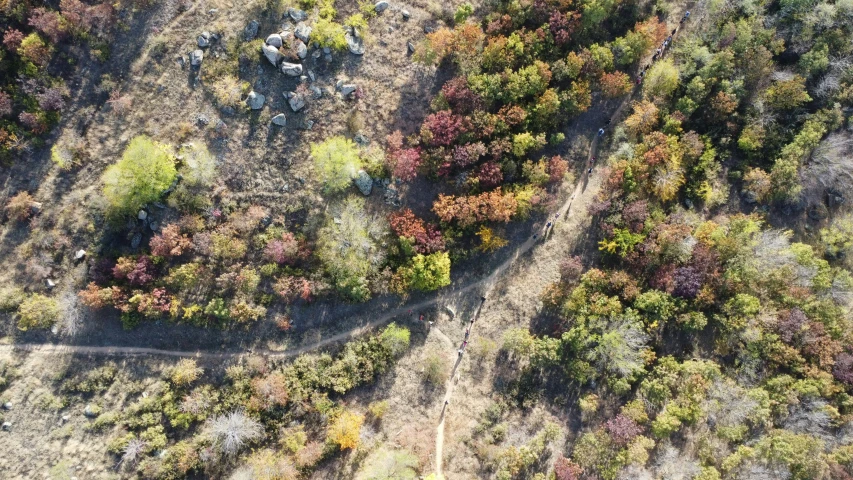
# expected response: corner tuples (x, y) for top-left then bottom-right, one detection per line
(138, 209), (148, 220)
(375, 1), (389, 13)
(271, 114), (287, 126)
(307, 70), (315, 81)
(407, 41), (415, 53)
(341, 84), (357, 96)
(245, 20), (259, 40)
(246, 91), (265, 110)
(294, 23), (312, 42)
(281, 62), (303, 76)
(302, 119), (314, 130)
(299, 75), (308, 83)
(266, 33), (283, 48)
(335, 79), (344, 90)
(424, 25), (435, 34)
(176, 55), (185, 67)
(150, 221), (159, 231)
(197, 33), (210, 48)
(402, 9), (410, 19)
(190, 49), (204, 66)
(354, 133), (369, 146)
(47, 279), (56, 288)
(323, 47), (331, 54)
(310, 86), (323, 98)
(74, 249), (86, 261)
(83, 404), (100, 418)
(295, 40), (308, 59)
(345, 32), (365, 55)
(2, 402), (11, 410)
(61, 415), (70, 422)
(354, 170), (373, 195)
(262, 43), (283, 66)
(288, 7), (308, 22)
(288, 94), (306, 112)
(2, 422), (11, 431)
(131, 232), (142, 249)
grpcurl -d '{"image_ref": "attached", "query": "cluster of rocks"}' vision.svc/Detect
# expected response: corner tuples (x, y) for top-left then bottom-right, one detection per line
(189, 31), (220, 67)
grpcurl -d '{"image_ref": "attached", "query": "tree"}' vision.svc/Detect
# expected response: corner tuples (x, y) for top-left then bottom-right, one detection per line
(149, 224), (191, 258)
(170, 359), (202, 386)
(17, 293), (60, 331)
(102, 136), (177, 216)
(600, 71), (632, 98)
(820, 214), (853, 261)
(554, 456), (582, 480)
(643, 59), (680, 100)
(765, 76), (812, 110)
(205, 410), (263, 456)
(399, 252), (451, 291)
(18, 33), (53, 67)
(328, 410), (364, 450)
(311, 136), (362, 193)
(624, 100), (659, 136)
(477, 226), (508, 252)
(4, 191), (36, 222)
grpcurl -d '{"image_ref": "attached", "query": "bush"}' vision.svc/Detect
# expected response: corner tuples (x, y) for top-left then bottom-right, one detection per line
(5, 191), (36, 222)
(102, 136), (177, 216)
(310, 18), (347, 51)
(312, 136), (362, 193)
(398, 252), (451, 291)
(171, 143), (218, 211)
(17, 293), (60, 331)
(328, 409), (364, 450)
(454, 3), (474, 23)
(169, 359), (202, 386)
(423, 350), (449, 386)
(205, 410), (263, 456)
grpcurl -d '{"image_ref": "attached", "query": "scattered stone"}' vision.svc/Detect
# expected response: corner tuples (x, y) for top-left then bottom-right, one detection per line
(150, 221), (159, 232)
(197, 33), (210, 48)
(176, 56), (185, 67)
(310, 86), (323, 98)
(354, 170), (373, 195)
(384, 184), (401, 206)
(131, 232), (142, 249)
(345, 32), (365, 55)
(375, 1), (389, 13)
(324, 52), (333, 62)
(138, 210), (148, 220)
(190, 49), (204, 67)
(2, 422), (11, 431)
(271, 114), (287, 126)
(295, 40), (308, 59)
(407, 41), (415, 53)
(299, 75), (308, 83)
(341, 84), (357, 96)
(302, 119), (314, 130)
(246, 91), (265, 110)
(307, 70), (316, 81)
(294, 23), (312, 43)
(402, 9), (410, 20)
(354, 133), (369, 146)
(424, 25), (435, 34)
(208, 8), (217, 14)
(281, 62), (303, 76)
(2, 402), (11, 410)
(336, 79), (344, 90)
(61, 415), (70, 422)
(288, 7), (308, 22)
(323, 47), (331, 54)
(262, 43), (284, 66)
(244, 20), (259, 40)
(74, 249), (86, 261)
(288, 94), (306, 112)
(266, 33), (283, 48)
(47, 279), (56, 288)
(312, 49), (322, 59)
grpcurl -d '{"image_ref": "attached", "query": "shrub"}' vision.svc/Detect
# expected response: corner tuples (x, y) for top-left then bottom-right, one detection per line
(600, 71), (632, 98)
(397, 252), (451, 291)
(5, 191), (36, 222)
(18, 33), (53, 67)
(643, 59), (679, 100)
(454, 3), (474, 23)
(310, 18), (347, 51)
(171, 143), (217, 211)
(170, 359), (202, 386)
(3, 29), (24, 52)
(28, 8), (68, 43)
(102, 136), (177, 216)
(328, 410), (364, 450)
(423, 350), (448, 385)
(421, 110), (467, 147)
(17, 293), (60, 331)
(149, 224), (191, 257)
(312, 136), (362, 193)
(263, 232), (301, 265)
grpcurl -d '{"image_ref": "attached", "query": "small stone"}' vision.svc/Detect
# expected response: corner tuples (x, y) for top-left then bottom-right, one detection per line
(299, 75), (308, 83)
(424, 25), (435, 34)
(354, 133), (369, 146)
(324, 52), (333, 62)
(266, 33), (283, 47)
(197, 34), (209, 48)
(402, 9), (410, 20)
(244, 20), (259, 40)
(307, 70), (316, 81)
(176, 56), (185, 67)
(303, 120), (314, 130)
(262, 43), (284, 66)
(150, 221), (159, 231)
(375, 1), (389, 13)
(2, 422), (11, 431)
(295, 40), (308, 59)
(310, 86), (323, 98)
(74, 249), (86, 260)
(294, 23), (312, 42)
(138, 210), (148, 220)
(271, 114), (287, 126)
(354, 170), (373, 195)
(407, 41), (415, 53)
(288, 94), (306, 112)
(336, 79), (344, 90)
(2, 402), (11, 410)
(345, 32), (365, 55)
(288, 7), (308, 22)
(190, 49), (204, 66)
(83, 404), (100, 418)
(208, 8), (217, 14)
(281, 62), (303, 76)
(312, 49), (322, 59)
(341, 84), (357, 96)
(61, 415), (70, 422)
(47, 279), (56, 288)
(131, 232), (142, 249)
(246, 91), (265, 110)
(323, 47), (331, 54)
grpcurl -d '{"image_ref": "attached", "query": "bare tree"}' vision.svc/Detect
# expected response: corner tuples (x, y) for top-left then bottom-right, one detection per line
(205, 410), (263, 457)
(120, 438), (147, 468)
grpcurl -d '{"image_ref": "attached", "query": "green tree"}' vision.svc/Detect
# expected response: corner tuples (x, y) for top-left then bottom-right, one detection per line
(312, 136), (363, 193)
(643, 59), (680, 100)
(102, 136), (177, 215)
(820, 214), (853, 262)
(399, 252), (451, 291)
